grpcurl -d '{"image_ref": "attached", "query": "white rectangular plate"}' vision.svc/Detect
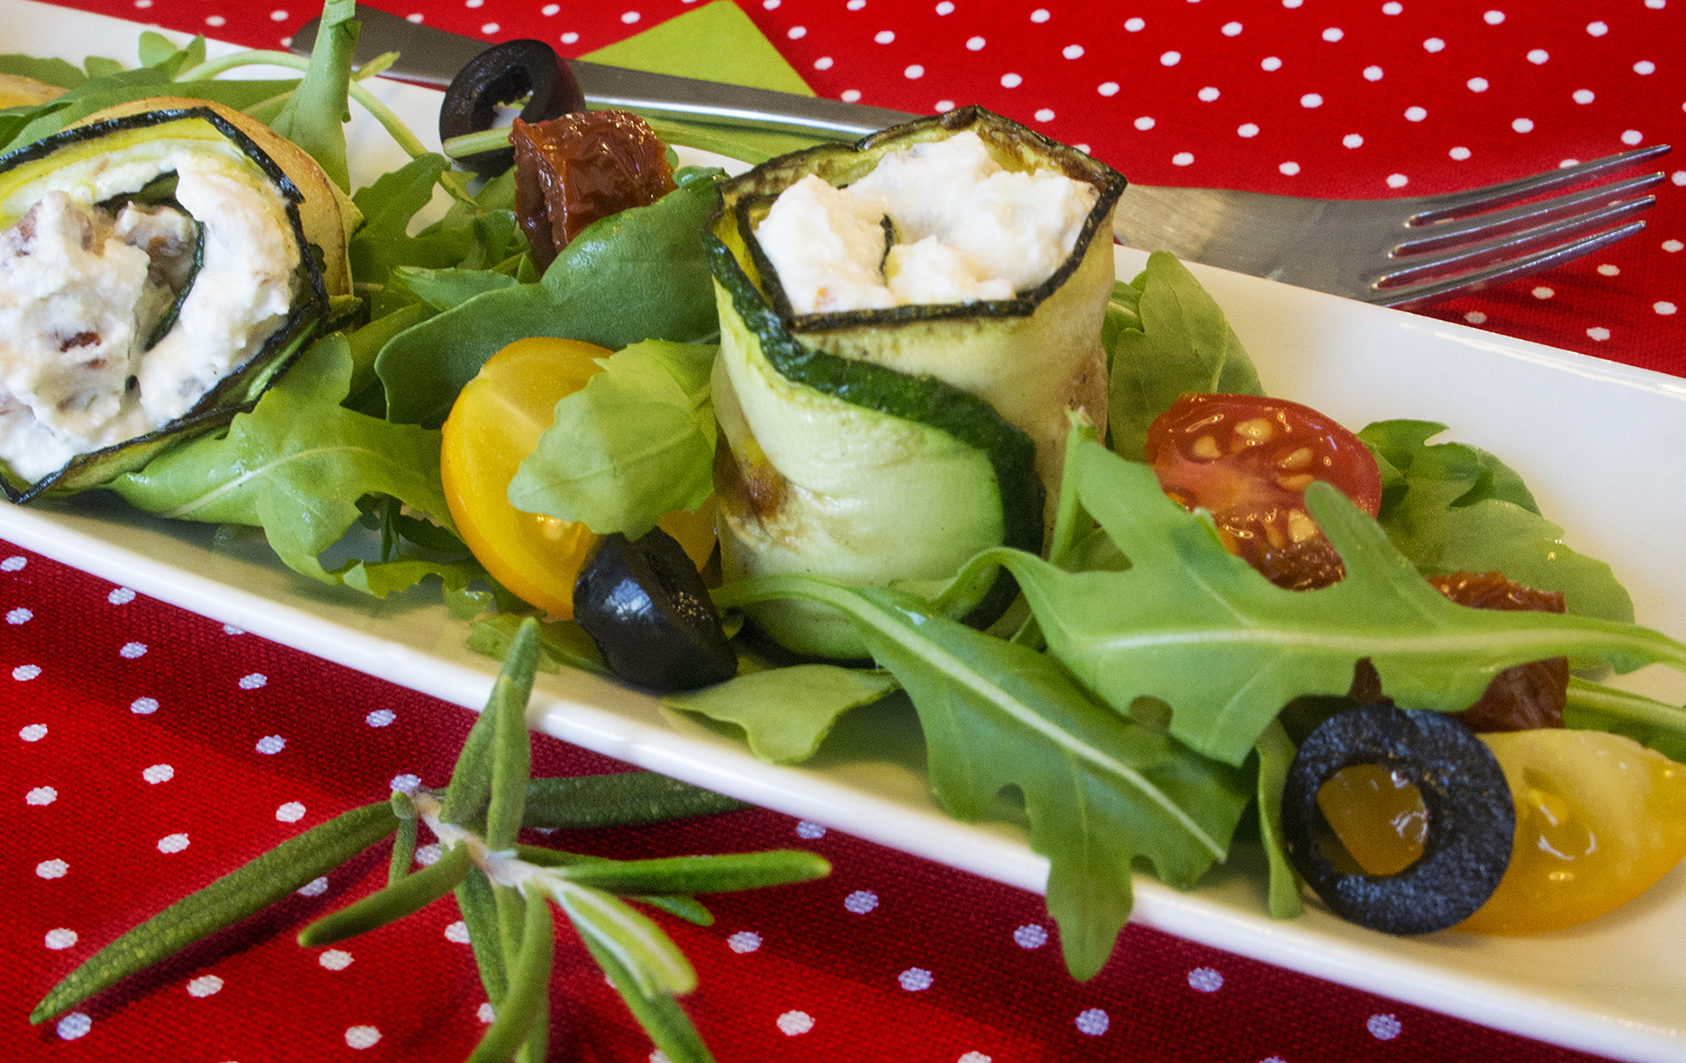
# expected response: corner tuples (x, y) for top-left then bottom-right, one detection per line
(3, 3), (1683, 1059)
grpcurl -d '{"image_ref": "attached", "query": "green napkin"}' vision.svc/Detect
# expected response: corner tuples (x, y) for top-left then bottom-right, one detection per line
(582, 0), (828, 162)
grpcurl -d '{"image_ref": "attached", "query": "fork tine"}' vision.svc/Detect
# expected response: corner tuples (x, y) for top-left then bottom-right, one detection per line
(1377, 196), (1656, 288)
(1372, 219), (1649, 308)
(1407, 144), (1672, 224)
(1395, 172), (1666, 254)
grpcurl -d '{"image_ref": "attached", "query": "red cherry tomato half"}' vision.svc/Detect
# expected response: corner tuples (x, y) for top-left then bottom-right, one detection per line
(1144, 393), (1382, 590)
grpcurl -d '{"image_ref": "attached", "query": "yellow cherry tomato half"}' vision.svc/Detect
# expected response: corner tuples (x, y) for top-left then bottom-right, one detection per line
(440, 336), (716, 619)
(1457, 729), (1686, 935)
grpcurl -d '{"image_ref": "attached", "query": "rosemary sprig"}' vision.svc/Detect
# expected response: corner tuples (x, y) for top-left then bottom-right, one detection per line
(30, 617), (831, 1060)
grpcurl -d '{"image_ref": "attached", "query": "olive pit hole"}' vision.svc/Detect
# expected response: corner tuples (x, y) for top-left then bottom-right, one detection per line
(1314, 763), (1429, 878)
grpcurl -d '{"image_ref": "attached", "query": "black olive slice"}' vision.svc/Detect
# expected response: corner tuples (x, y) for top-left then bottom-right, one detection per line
(574, 529), (737, 693)
(439, 39), (585, 177)
(1280, 703), (1514, 935)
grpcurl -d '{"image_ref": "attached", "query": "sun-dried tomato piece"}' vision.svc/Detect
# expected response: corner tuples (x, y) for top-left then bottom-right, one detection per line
(1349, 571), (1567, 731)
(511, 110), (676, 272)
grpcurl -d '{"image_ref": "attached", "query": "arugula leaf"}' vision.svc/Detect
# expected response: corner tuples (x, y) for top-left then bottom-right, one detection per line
(713, 578), (1252, 980)
(508, 341), (717, 537)
(109, 335), (455, 589)
(661, 665), (900, 763)
(1107, 251), (1262, 461)
(0, 53), (86, 87)
(985, 439), (1686, 766)
(1564, 677), (1686, 763)
(1359, 419), (1634, 623)
(389, 266), (520, 310)
(268, 0), (357, 190)
(377, 170), (724, 428)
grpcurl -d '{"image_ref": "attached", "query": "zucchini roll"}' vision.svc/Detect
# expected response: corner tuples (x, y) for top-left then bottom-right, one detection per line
(0, 98), (350, 502)
(706, 107), (1125, 658)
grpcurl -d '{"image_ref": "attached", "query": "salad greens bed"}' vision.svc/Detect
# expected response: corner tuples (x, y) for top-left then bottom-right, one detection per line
(8, 0), (1686, 987)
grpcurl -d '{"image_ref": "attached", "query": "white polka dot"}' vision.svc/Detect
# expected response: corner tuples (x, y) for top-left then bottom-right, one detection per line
(1450, 145), (1473, 159)
(935, 99), (956, 112)
(1483, 9), (1505, 24)
(158, 833), (190, 854)
(1001, 73), (1022, 88)
(1279, 161), (1301, 175)
(1527, 48), (1549, 64)
(1222, 21), (1242, 36)
(1300, 93), (1323, 108)
(1013, 924), (1048, 948)
(45, 927), (77, 949)
(108, 587), (136, 604)
(239, 673), (267, 690)
(27, 785), (56, 805)
(130, 696), (159, 715)
(1283, 0), (1302, 7)
(905, 65), (925, 78)
(298, 876), (329, 896)
(1237, 122), (1260, 137)
(542, 3), (559, 12)
(276, 802), (306, 823)
(1424, 37), (1445, 52)
(1657, 301), (1679, 315)
(119, 642), (147, 659)
(1587, 326), (1612, 340)
(391, 773), (421, 793)
(1261, 55), (1283, 71)
(1034, 108), (1055, 121)
(143, 763), (174, 784)
(186, 975), (223, 998)
(561, 31), (579, 43)
(874, 29), (894, 44)
(764, 0), (780, 8)
(1465, 310), (1488, 324)
(1405, 105), (1427, 121)
(1645, 0), (1665, 8)
(1663, 239), (1684, 252)
(1363, 64), (1384, 80)
(255, 735), (286, 755)
(1622, 129), (1645, 145)
(1074, 143), (1091, 154)
(958, 1054), (992, 1063)
(813, 56), (833, 70)
(1343, 133), (1364, 148)
(846, 0), (864, 9)
(899, 967), (934, 991)
(965, 35), (985, 50)
(1075, 1008), (1110, 1036)
(1383, 0), (1402, 11)
(728, 930), (762, 953)
(14, 664), (40, 681)
(320, 949), (354, 970)
(3, 606), (26, 626)
(57, 1013), (91, 1040)
(936, 1), (954, 12)
(1173, 151), (1196, 165)
(444, 920), (472, 943)
(1573, 88), (1595, 103)
(1063, 44), (1084, 59)
(844, 890), (879, 914)
(1586, 20), (1608, 36)
(1030, 8), (1050, 22)
(1188, 966), (1225, 992)
(477, 1002), (496, 1022)
(1512, 117), (1535, 133)
(2, 555), (25, 571)
(1467, 77), (1489, 91)
(37, 858), (68, 879)
(1160, 51), (1182, 66)
(20, 723), (47, 741)
(1322, 27), (1344, 42)
(205, 15), (225, 25)
(841, 89), (862, 101)
(1125, 17), (1145, 31)
(407, 12), (423, 22)
(365, 709), (395, 728)
(1674, 170), (1686, 186)
(777, 1011), (814, 1035)
(416, 843), (442, 866)
(1368, 1014), (1403, 1040)
(1136, 116), (1157, 130)
(620, 10), (640, 23)
(1198, 86), (1221, 101)
(346, 1026), (382, 1049)
(1634, 60), (1657, 75)
(1387, 173), (1409, 188)
(1099, 81), (1121, 96)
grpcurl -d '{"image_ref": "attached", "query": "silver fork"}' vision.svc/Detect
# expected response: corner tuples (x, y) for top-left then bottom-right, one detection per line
(298, 7), (1673, 308)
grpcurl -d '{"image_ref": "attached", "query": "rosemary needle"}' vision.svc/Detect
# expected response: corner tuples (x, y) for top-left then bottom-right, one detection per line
(467, 886), (555, 1063)
(298, 841), (472, 947)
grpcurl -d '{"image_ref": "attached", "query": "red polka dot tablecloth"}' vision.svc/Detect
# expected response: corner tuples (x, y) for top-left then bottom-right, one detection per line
(4, 1), (1684, 1062)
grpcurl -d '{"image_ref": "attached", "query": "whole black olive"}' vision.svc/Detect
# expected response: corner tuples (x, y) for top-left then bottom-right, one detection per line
(574, 529), (737, 692)
(439, 39), (585, 178)
(1280, 703), (1514, 935)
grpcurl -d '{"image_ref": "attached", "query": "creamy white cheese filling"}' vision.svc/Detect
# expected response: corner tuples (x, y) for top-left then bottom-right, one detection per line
(754, 130), (1099, 315)
(0, 148), (299, 482)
